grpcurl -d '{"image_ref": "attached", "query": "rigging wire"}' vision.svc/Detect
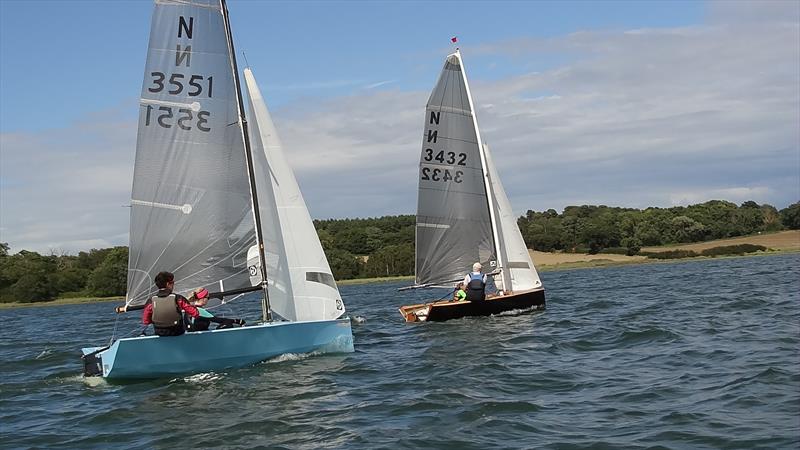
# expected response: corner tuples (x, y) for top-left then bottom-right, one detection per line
(109, 314), (120, 346)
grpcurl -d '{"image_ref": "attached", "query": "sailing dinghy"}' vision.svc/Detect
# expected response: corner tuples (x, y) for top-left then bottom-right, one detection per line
(399, 50), (545, 322)
(82, 0), (353, 379)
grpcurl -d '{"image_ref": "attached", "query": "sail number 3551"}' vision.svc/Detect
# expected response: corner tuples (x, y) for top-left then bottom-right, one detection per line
(149, 72), (213, 97)
(144, 106), (210, 132)
(145, 71), (213, 132)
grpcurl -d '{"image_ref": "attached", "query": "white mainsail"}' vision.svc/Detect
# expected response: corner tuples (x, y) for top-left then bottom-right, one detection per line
(126, 0), (256, 306)
(243, 68), (345, 321)
(415, 51), (498, 286)
(484, 144), (543, 292)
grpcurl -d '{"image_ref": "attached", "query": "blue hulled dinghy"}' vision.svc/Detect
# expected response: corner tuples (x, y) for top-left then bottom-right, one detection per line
(82, 0), (352, 379)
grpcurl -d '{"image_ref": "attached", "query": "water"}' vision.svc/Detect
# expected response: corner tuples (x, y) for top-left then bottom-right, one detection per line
(1, 254), (798, 449)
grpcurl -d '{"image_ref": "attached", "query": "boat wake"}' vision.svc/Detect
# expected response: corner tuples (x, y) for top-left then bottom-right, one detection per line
(179, 372), (225, 383)
(35, 348), (53, 360)
(76, 375), (107, 387)
(265, 352), (319, 364)
(352, 315), (367, 324)
(493, 305), (543, 317)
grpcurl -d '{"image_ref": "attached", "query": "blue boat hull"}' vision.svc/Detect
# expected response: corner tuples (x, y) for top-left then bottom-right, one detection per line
(82, 318), (353, 379)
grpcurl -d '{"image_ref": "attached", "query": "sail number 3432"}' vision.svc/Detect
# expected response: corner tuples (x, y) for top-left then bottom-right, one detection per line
(421, 150), (466, 183)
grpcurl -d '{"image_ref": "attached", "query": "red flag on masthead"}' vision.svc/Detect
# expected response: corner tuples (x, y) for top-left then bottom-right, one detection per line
(451, 36), (458, 43)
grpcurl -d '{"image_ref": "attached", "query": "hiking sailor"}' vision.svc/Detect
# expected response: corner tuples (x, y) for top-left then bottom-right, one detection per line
(462, 262), (488, 301)
(142, 271), (200, 336)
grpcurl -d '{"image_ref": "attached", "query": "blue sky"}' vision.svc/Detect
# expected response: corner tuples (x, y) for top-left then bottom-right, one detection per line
(1, 0), (798, 253)
(0, 0), (705, 132)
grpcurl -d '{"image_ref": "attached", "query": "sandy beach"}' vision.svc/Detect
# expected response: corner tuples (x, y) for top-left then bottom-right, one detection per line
(531, 230), (799, 269)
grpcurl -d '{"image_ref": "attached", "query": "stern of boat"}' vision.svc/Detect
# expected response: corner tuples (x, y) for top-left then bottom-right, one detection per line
(81, 346), (106, 377)
(399, 304), (431, 322)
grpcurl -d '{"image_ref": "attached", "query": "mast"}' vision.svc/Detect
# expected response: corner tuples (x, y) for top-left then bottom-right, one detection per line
(456, 49), (509, 292)
(220, 0), (272, 322)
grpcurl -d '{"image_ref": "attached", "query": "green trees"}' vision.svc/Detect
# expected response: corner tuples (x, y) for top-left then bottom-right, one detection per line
(314, 215), (416, 280)
(325, 248), (362, 280)
(86, 247), (128, 297)
(670, 216), (706, 243)
(780, 202), (800, 229)
(0, 245), (129, 303)
(362, 243), (414, 278)
(0, 250), (58, 302)
(518, 200), (797, 254)
(1, 199), (796, 301)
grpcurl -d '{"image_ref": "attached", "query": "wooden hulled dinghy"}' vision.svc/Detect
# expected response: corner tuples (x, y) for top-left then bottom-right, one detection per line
(398, 49), (546, 322)
(399, 288), (545, 323)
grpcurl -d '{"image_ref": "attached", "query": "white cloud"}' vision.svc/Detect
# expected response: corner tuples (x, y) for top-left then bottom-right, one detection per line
(270, 2), (799, 219)
(364, 80), (397, 89)
(1, 1), (798, 254)
(267, 79), (365, 91)
(669, 186), (775, 206)
(0, 109), (136, 254)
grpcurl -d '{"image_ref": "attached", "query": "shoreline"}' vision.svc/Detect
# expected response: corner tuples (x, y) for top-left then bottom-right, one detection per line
(0, 296), (123, 310)
(536, 248), (798, 272)
(2, 250), (797, 310)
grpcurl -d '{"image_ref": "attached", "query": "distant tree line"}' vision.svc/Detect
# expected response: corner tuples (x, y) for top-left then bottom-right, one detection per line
(1, 200), (797, 302)
(518, 200), (800, 255)
(0, 244), (127, 303)
(315, 215), (416, 281)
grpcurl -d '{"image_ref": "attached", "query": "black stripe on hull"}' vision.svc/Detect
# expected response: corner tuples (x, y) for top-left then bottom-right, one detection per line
(425, 289), (545, 322)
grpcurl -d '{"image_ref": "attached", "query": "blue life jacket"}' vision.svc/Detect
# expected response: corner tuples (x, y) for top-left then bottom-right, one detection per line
(466, 272), (486, 301)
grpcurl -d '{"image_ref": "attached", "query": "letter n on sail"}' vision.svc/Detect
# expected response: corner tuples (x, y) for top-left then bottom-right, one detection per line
(176, 16), (193, 67)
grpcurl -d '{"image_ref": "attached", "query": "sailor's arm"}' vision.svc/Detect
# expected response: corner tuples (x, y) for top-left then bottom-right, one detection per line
(115, 303), (147, 313)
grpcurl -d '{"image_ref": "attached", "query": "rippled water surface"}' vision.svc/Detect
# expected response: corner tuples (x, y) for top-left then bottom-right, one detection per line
(1, 253), (798, 449)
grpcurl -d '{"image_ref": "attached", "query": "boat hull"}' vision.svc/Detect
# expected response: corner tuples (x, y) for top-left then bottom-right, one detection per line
(82, 318), (353, 379)
(399, 288), (545, 322)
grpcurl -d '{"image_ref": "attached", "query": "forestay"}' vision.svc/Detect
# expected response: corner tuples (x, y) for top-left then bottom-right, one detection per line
(415, 52), (497, 286)
(484, 144), (543, 292)
(243, 69), (346, 321)
(126, 0), (255, 306)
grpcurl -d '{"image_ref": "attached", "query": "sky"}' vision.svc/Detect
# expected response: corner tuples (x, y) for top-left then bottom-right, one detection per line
(0, 0), (798, 254)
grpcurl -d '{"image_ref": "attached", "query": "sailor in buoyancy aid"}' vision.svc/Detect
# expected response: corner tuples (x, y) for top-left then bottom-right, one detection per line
(463, 262), (488, 301)
(185, 287), (245, 332)
(142, 271), (200, 336)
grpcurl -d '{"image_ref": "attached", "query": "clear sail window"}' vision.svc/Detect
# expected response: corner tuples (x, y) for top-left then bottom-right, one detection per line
(306, 272), (336, 289)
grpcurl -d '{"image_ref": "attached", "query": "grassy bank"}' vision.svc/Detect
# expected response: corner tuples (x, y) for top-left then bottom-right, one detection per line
(533, 230), (799, 271)
(537, 247), (799, 272)
(337, 275), (414, 286)
(0, 296), (123, 310)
